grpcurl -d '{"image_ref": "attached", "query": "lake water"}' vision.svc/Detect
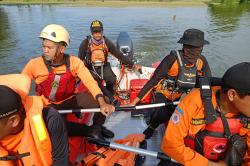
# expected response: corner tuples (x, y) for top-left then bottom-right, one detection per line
(0, 3), (250, 77)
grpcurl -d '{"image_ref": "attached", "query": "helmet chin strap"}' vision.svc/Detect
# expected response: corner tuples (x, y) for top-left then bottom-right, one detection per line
(46, 45), (65, 66)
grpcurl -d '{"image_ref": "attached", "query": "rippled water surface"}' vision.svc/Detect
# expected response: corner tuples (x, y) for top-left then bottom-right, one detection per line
(0, 3), (250, 76)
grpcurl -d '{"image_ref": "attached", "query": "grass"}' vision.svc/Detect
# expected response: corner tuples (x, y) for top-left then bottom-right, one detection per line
(0, 0), (211, 7)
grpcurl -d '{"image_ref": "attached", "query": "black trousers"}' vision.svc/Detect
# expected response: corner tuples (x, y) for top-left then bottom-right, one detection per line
(149, 93), (179, 129)
(42, 108), (71, 165)
(49, 93), (106, 137)
(90, 62), (117, 100)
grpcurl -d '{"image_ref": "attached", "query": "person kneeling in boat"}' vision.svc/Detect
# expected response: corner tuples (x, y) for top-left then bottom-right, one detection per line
(0, 74), (71, 166)
(161, 62), (250, 166)
(21, 24), (115, 139)
(128, 29), (212, 139)
(78, 20), (142, 103)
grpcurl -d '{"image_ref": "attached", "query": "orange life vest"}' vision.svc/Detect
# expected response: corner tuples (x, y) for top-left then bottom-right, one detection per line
(82, 134), (145, 166)
(0, 74), (31, 102)
(155, 51), (204, 101)
(0, 74), (52, 166)
(88, 36), (108, 64)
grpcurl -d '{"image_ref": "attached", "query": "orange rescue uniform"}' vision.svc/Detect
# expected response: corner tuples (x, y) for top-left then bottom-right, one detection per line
(21, 55), (102, 105)
(0, 74), (52, 166)
(161, 87), (250, 166)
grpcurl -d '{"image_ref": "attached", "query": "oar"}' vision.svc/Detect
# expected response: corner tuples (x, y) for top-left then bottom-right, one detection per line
(88, 138), (170, 161)
(58, 101), (180, 114)
(115, 101), (180, 111)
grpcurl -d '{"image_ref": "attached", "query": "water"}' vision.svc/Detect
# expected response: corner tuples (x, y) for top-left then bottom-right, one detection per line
(0, 3), (250, 77)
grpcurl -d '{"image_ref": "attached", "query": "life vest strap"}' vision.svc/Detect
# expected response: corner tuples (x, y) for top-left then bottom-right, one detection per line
(219, 111), (232, 139)
(199, 77), (217, 124)
(0, 152), (30, 161)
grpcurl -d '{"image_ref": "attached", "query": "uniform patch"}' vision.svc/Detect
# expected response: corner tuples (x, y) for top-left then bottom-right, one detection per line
(171, 112), (180, 124)
(244, 123), (250, 129)
(241, 118), (250, 129)
(191, 118), (205, 125)
(176, 106), (184, 115)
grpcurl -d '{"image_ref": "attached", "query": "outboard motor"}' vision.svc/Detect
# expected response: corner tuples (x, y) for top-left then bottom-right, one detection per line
(116, 32), (134, 64)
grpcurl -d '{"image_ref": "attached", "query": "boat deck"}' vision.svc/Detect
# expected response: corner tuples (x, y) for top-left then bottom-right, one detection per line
(105, 111), (165, 166)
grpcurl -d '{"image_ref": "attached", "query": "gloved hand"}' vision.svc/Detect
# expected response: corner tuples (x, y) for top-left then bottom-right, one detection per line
(84, 53), (92, 67)
(133, 64), (142, 74)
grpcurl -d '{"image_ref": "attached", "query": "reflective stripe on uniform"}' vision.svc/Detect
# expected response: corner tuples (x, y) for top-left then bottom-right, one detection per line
(49, 75), (61, 101)
(32, 114), (47, 141)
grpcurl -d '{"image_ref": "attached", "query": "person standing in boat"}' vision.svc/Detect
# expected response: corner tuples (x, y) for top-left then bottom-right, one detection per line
(78, 20), (142, 103)
(161, 62), (250, 166)
(0, 74), (71, 165)
(22, 24), (115, 139)
(129, 29), (212, 139)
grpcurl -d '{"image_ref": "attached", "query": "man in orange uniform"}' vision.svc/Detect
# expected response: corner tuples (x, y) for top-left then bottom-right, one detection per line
(0, 74), (71, 166)
(161, 62), (250, 166)
(129, 29), (211, 139)
(78, 20), (141, 102)
(22, 24), (115, 138)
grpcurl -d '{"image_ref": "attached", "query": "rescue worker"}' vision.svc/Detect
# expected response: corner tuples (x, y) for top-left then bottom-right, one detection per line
(22, 24), (115, 139)
(78, 20), (141, 102)
(161, 62), (250, 166)
(0, 74), (70, 166)
(129, 29), (212, 139)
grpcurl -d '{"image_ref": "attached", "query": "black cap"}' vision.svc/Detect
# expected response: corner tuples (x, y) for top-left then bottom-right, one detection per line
(90, 20), (103, 32)
(0, 85), (21, 119)
(178, 29), (209, 47)
(222, 62), (250, 94)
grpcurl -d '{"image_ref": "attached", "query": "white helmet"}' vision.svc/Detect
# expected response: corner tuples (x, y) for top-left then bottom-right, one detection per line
(39, 24), (70, 46)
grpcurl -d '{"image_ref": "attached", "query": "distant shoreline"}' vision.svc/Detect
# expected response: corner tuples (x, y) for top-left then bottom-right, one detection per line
(0, 0), (211, 7)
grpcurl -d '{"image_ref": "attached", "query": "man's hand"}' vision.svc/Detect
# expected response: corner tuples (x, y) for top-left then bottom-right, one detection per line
(97, 96), (115, 116)
(84, 53), (92, 66)
(133, 64), (142, 73)
(207, 161), (228, 166)
(122, 97), (140, 107)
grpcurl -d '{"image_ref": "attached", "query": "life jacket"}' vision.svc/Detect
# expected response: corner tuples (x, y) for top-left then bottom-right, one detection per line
(0, 74), (31, 102)
(184, 113), (244, 161)
(36, 54), (76, 103)
(155, 50), (203, 100)
(87, 36), (109, 65)
(0, 74), (52, 166)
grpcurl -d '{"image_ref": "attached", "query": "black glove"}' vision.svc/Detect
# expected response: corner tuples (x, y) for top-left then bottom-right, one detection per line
(84, 53), (92, 67)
